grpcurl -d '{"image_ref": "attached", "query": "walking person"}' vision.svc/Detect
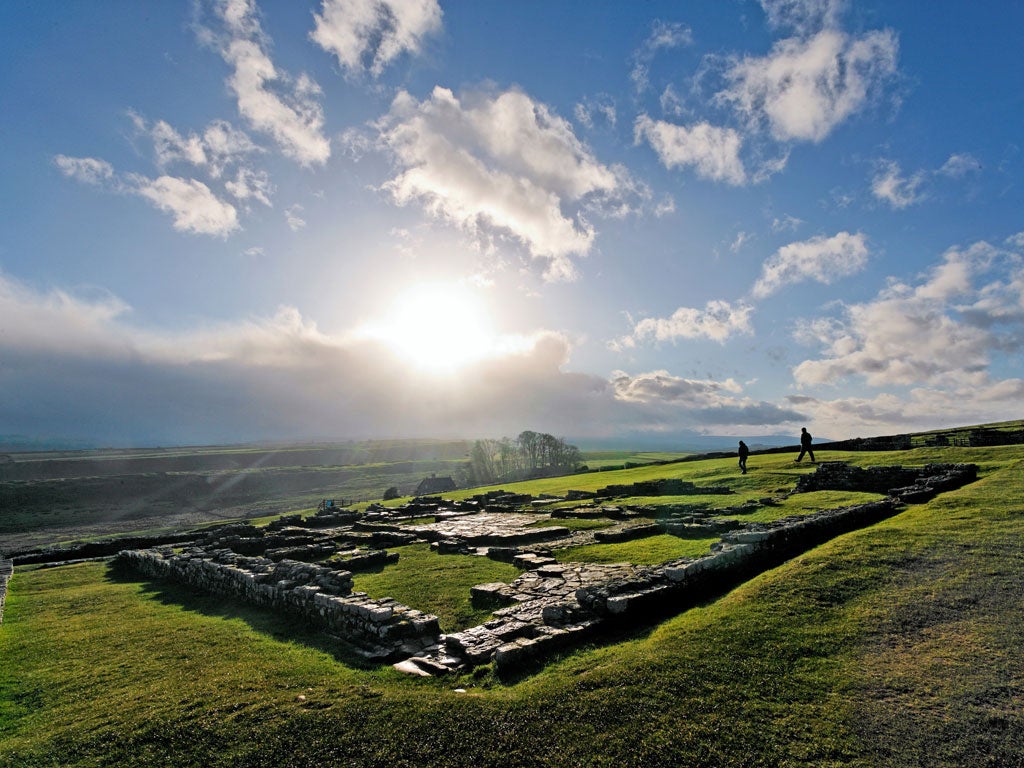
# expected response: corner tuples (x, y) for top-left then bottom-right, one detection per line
(738, 440), (749, 474)
(796, 427), (815, 463)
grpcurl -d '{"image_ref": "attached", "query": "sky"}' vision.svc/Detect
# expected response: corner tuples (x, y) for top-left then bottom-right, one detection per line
(1, 0), (1023, 448)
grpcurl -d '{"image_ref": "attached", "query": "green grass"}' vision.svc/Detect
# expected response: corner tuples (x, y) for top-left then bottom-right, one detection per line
(725, 491), (886, 524)
(351, 543), (521, 632)
(581, 451), (688, 469)
(3, 445), (1024, 766)
(554, 533), (719, 565)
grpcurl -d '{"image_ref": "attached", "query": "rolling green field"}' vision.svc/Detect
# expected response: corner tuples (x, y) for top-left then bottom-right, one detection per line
(2, 444), (1024, 765)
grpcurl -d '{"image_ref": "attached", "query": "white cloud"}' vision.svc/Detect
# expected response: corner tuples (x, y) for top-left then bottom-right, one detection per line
(791, 241), (1021, 388)
(938, 152), (982, 178)
(574, 95), (617, 130)
(225, 167), (273, 206)
(0, 272), (804, 444)
(630, 20), (694, 94)
(659, 84), (686, 117)
(54, 155), (115, 186)
(759, 0), (845, 35)
(719, 28), (898, 143)
(133, 175), (240, 236)
(612, 300), (754, 350)
(788, 379), (1024, 439)
(731, 231), (754, 252)
(611, 370), (806, 427)
(212, 0), (330, 165)
(56, 154), (241, 237)
(131, 113), (260, 177)
(311, 0), (442, 78)
(285, 204), (306, 231)
(0, 271), (132, 357)
(771, 214), (804, 233)
(635, 115), (747, 185)
(871, 159), (926, 209)
(654, 196), (676, 217)
(375, 86), (628, 281)
(752, 231), (868, 298)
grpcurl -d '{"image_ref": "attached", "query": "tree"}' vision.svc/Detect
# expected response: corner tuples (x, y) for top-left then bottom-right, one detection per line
(469, 431), (582, 484)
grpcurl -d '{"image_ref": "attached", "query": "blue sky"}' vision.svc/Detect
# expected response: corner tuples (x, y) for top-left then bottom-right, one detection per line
(2, 0), (1023, 447)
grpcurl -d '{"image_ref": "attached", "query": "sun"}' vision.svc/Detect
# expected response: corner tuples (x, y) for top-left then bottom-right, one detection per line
(366, 282), (503, 373)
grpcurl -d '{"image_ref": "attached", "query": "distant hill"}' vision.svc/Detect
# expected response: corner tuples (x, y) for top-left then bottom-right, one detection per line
(0, 434), (99, 452)
(571, 433), (806, 453)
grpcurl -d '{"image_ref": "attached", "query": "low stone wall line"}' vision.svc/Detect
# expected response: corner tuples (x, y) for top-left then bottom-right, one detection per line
(113, 548), (441, 661)
(0, 559), (13, 624)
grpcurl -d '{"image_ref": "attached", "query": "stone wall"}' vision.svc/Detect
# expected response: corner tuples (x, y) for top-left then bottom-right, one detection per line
(113, 547), (440, 661)
(0, 559), (12, 624)
(109, 460), (979, 676)
(480, 499), (906, 673)
(793, 462), (977, 501)
(594, 478), (733, 498)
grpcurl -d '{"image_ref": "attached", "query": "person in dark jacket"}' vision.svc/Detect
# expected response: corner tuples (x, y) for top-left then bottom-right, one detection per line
(738, 440), (749, 474)
(796, 427), (815, 462)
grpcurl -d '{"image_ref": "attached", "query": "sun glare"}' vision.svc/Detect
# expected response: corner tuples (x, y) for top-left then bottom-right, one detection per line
(367, 283), (507, 373)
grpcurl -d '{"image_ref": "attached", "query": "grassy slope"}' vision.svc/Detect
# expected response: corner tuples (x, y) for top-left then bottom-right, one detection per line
(1, 446), (1023, 766)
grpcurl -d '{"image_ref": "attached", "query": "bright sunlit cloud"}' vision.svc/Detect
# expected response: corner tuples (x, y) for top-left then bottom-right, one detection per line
(357, 282), (528, 373)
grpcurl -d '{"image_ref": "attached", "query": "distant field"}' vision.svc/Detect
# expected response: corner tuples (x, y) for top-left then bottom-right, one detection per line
(579, 450), (688, 469)
(2, 442), (1023, 766)
(0, 439), (474, 552)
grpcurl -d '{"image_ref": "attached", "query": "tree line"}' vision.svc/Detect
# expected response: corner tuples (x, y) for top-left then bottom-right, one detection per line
(466, 431), (582, 485)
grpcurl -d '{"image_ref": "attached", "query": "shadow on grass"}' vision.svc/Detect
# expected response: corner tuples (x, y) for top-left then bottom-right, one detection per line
(104, 561), (383, 671)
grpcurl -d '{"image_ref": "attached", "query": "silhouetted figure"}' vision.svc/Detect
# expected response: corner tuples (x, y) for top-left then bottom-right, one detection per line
(738, 440), (749, 474)
(796, 427), (815, 463)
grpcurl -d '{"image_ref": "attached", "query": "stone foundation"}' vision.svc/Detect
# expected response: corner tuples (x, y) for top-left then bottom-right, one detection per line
(113, 547), (440, 660)
(108, 460), (978, 676)
(794, 462), (977, 501)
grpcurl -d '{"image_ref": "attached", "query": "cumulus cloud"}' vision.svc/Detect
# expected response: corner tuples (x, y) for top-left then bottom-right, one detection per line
(634, 115), (747, 185)
(0, 272), (802, 445)
(719, 28), (898, 143)
(210, 0), (330, 165)
(54, 155), (115, 185)
(310, 0), (442, 78)
(133, 175), (240, 236)
(752, 231), (868, 298)
(871, 159), (926, 208)
(611, 300), (754, 350)
(630, 20), (694, 94)
(131, 113), (260, 177)
(374, 86), (630, 281)
(791, 240), (1022, 388)
(0, 271), (133, 357)
(225, 167), (273, 206)
(611, 370), (806, 428)
(55, 154), (241, 237)
(786, 380), (1024, 439)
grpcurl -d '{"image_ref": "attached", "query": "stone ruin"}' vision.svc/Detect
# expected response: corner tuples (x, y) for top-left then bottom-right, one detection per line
(98, 462), (975, 675)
